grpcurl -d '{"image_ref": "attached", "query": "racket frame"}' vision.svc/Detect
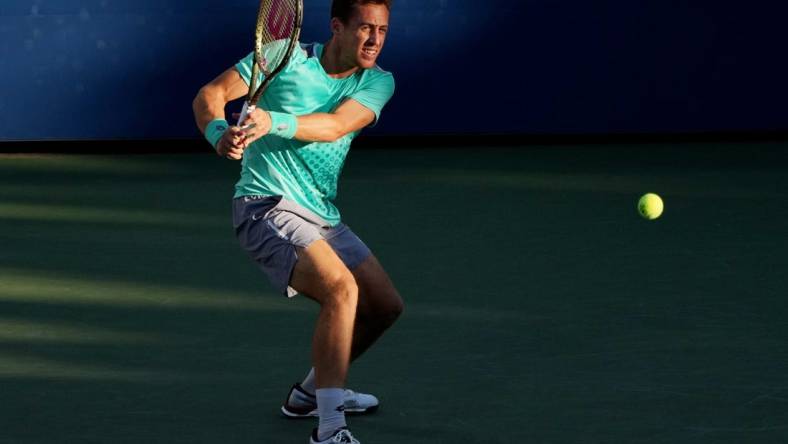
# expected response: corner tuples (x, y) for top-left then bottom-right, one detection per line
(238, 0), (304, 127)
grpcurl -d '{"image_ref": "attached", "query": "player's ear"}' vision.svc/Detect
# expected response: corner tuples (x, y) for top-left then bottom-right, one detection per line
(330, 17), (344, 35)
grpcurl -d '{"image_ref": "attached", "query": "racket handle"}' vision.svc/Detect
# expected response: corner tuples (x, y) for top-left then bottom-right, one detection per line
(237, 102), (257, 127)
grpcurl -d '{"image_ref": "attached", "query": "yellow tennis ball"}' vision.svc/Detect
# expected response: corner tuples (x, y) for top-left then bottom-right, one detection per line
(638, 193), (664, 220)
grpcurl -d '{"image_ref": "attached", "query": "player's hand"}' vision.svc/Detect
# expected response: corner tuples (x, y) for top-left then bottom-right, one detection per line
(233, 108), (272, 148)
(215, 126), (246, 160)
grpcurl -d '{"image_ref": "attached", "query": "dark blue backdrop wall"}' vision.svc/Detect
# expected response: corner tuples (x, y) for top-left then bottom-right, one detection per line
(1, 0), (787, 141)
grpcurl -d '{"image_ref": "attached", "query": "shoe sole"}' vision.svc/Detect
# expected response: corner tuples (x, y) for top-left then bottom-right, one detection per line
(281, 404), (379, 419)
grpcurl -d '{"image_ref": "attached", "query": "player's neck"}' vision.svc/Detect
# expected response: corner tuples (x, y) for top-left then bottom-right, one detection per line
(321, 39), (360, 79)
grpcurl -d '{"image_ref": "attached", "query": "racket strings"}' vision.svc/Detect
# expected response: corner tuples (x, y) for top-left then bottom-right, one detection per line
(265, 0), (295, 40)
(248, 0), (301, 105)
(251, 0), (297, 80)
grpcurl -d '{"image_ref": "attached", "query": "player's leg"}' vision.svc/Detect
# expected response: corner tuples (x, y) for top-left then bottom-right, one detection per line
(290, 239), (358, 388)
(288, 239), (358, 441)
(283, 225), (402, 419)
(350, 254), (403, 362)
(323, 224), (404, 361)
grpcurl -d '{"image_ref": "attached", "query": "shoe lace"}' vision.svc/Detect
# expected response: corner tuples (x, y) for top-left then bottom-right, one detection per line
(331, 429), (359, 444)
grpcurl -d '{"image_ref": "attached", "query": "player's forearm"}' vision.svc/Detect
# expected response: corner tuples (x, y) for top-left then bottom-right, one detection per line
(291, 113), (347, 143)
(193, 86), (230, 133)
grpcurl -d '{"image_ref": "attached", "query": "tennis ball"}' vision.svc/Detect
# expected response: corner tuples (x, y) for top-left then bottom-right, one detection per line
(638, 193), (664, 220)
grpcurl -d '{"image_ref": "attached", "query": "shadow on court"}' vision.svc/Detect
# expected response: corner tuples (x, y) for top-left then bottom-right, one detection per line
(0, 144), (787, 443)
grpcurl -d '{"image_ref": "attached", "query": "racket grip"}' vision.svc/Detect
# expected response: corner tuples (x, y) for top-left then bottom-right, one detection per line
(237, 102), (256, 127)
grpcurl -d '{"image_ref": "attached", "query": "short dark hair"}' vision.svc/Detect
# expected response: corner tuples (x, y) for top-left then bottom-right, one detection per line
(331, 0), (392, 24)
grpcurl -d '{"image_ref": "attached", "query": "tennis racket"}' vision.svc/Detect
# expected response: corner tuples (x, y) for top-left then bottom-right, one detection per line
(237, 0), (304, 129)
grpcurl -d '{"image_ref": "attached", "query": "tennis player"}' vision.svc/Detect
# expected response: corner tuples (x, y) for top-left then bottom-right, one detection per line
(192, 1), (400, 443)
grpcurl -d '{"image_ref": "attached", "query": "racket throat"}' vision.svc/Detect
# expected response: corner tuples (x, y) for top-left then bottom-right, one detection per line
(238, 102), (257, 127)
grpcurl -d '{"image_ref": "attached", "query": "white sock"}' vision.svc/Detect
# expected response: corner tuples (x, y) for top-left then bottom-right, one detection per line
(286, 368), (318, 408)
(316, 388), (346, 441)
(301, 367), (317, 394)
(287, 383), (316, 408)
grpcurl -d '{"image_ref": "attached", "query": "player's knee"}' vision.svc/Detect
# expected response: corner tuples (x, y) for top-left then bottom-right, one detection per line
(389, 293), (405, 322)
(383, 296), (404, 326)
(323, 271), (359, 310)
(372, 291), (404, 328)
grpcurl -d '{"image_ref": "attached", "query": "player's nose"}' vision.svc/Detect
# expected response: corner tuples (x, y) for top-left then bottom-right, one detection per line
(366, 31), (378, 45)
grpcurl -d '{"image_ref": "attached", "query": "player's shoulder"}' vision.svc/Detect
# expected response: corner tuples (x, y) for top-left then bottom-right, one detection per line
(359, 63), (394, 88)
(280, 41), (306, 63)
(298, 41), (319, 60)
(365, 63), (393, 78)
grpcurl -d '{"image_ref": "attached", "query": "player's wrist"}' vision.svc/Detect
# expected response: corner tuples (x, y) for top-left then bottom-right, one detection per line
(205, 118), (229, 149)
(267, 111), (298, 139)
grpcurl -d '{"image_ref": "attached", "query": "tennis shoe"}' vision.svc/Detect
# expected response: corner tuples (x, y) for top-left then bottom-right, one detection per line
(282, 384), (379, 418)
(309, 427), (360, 444)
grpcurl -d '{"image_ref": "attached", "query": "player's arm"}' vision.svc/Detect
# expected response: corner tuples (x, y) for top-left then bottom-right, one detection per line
(192, 68), (251, 159)
(193, 67), (247, 132)
(240, 99), (375, 145)
(292, 99), (376, 142)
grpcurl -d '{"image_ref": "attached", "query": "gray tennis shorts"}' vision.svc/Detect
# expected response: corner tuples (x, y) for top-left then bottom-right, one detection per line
(232, 195), (372, 297)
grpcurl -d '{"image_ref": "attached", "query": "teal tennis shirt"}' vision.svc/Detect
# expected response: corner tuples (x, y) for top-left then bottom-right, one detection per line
(233, 42), (395, 226)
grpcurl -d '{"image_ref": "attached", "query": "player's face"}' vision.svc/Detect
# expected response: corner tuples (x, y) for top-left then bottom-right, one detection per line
(336, 4), (389, 69)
